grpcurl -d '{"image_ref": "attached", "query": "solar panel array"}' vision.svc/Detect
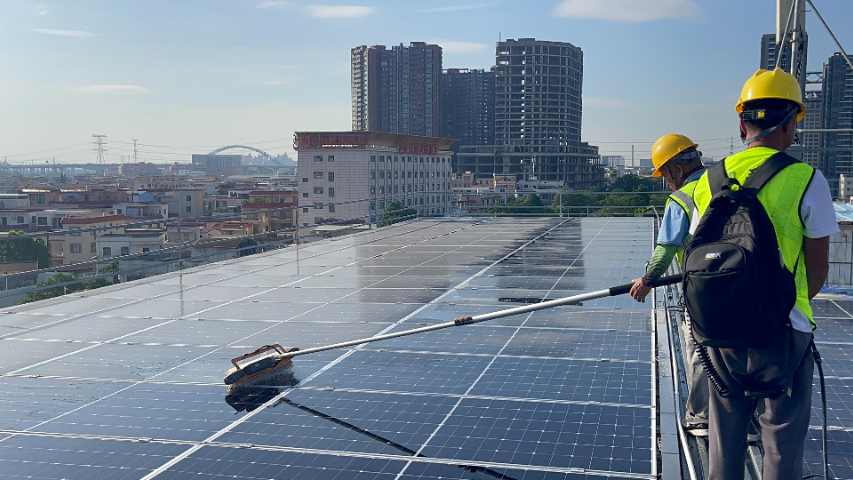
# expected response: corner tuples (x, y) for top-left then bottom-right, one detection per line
(0, 218), (660, 479)
(805, 298), (853, 480)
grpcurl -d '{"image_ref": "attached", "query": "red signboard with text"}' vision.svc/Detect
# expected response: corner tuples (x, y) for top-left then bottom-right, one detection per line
(398, 142), (438, 155)
(294, 133), (367, 150)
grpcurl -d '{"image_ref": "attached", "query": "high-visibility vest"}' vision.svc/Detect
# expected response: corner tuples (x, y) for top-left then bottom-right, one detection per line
(692, 147), (816, 327)
(666, 179), (701, 266)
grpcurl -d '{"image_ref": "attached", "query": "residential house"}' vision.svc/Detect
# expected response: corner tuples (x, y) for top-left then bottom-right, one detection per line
(164, 187), (205, 219)
(97, 228), (166, 261)
(214, 221), (255, 237)
(241, 189), (298, 236)
(192, 237), (258, 263)
(51, 214), (127, 270)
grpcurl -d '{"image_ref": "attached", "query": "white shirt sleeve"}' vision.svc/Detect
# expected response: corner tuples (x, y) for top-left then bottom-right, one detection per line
(800, 170), (839, 239)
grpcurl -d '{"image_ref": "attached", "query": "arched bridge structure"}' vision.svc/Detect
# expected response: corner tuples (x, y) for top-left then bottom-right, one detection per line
(208, 145), (282, 166)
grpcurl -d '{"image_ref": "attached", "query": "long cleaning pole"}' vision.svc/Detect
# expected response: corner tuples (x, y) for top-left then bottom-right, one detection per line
(274, 274), (683, 361)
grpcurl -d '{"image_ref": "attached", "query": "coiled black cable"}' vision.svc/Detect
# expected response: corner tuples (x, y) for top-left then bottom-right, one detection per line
(692, 329), (730, 396)
(807, 342), (831, 480)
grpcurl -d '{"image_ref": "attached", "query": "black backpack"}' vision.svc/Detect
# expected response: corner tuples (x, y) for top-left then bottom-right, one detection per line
(684, 152), (798, 348)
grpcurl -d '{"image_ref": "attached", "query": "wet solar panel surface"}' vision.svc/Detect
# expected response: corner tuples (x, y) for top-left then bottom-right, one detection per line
(0, 218), (661, 479)
(806, 300), (853, 480)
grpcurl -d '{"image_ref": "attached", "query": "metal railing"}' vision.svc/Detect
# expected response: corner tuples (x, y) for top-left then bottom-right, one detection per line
(0, 191), (667, 304)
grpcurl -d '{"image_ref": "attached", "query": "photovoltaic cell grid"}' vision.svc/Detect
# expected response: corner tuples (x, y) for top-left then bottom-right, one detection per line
(0, 217), (659, 480)
(804, 299), (853, 480)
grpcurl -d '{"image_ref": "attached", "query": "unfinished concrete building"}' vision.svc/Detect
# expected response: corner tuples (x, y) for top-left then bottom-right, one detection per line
(457, 38), (602, 190)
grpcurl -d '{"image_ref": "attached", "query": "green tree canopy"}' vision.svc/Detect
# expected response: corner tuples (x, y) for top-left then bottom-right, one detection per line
(83, 261), (120, 289)
(0, 231), (51, 269)
(18, 261), (122, 305)
(379, 201), (417, 227)
(18, 273), (84, 305)
(609, 174), (663, 193)
(488, 194), (548, 217)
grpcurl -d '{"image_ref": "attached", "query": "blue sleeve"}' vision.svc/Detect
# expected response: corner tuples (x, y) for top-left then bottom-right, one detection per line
(657, 201), (690, 246)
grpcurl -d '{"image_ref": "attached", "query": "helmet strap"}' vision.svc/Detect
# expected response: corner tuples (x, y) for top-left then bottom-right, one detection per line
(741, 107), (797, 145)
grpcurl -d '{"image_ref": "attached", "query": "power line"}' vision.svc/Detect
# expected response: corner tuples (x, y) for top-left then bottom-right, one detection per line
(2, 142), (92, 159)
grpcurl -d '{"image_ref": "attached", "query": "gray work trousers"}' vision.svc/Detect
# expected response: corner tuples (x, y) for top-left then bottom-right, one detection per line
(706, 329), (814, 480)
(682, 315), (709, 425)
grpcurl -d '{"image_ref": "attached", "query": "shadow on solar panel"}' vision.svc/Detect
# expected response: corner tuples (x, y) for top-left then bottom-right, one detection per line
(225, 382), (520, 480)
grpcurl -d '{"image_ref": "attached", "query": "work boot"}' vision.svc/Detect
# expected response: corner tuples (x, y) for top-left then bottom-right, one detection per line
(684, 422), (708, 437)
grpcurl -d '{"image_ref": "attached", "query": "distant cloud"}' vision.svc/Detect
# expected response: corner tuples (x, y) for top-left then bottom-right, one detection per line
(674, 103), (719, 111)
(256, 3), (371, 19)
(36, 4), (50, 15)
(31, 28), (98, 37)
(552, 0), (704, 23)
(76, 85), (151, 94)
(435, 41), (489, 54)
(256, 1), (289, 9)
(263, 78), (299, 86)
(305, 5), (372, 18)
(420, 2), (499, 13)
(585, 97), (633, 108)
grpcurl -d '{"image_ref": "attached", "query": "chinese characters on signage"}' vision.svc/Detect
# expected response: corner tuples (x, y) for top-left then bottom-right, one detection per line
(293, 133), (440, 154)
(397, 142), (438, 155)
(294, 134), (367, 150)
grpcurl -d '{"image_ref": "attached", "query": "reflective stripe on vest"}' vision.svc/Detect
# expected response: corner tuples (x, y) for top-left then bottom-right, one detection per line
(665, 180), (701, 266)
(669, 188), (701, 235)
(691, 147), (816, 327)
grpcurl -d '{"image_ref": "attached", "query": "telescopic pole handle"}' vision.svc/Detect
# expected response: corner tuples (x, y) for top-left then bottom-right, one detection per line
(607, 273), (683, 297)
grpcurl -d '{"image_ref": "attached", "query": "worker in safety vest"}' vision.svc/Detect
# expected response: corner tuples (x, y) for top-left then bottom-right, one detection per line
(629, 133), (708, 435)
(694, 68), (837, 480)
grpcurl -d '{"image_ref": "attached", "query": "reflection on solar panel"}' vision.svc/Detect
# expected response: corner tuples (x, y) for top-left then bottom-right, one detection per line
(805, 299), (853, 480)
(0, 218), (662, 479)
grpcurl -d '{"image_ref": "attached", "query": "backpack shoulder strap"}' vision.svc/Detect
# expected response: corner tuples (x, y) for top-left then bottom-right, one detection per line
(707, 158), (728, 196)
(742, 151), (800, 192)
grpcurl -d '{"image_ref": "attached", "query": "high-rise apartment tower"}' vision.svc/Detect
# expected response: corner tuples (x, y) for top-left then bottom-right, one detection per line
(440, 68), (495, 148)
(821, 53), (853, 197)
(351, 42), (442, 137)
(801, 91), (823, 169)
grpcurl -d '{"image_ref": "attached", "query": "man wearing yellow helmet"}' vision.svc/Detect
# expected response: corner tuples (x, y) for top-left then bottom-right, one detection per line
(693, 68), (837, 480)
(629, 133), (708, 435)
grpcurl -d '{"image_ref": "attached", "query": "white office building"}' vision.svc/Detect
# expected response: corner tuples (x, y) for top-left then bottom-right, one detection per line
(295, 132), (455, 235)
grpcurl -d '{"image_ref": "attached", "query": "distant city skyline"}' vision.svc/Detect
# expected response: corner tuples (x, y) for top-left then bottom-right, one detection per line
(1, 0), (852, 164)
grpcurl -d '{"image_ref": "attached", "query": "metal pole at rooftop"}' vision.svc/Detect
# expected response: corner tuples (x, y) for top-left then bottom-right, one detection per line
(806, 0), (853, 73)
(177, 217), (183, 271)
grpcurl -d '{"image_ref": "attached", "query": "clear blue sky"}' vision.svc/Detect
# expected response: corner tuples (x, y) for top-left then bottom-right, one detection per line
(1, 0), (851, 164)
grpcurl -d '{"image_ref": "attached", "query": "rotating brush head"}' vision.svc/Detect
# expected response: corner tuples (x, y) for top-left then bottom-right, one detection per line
(223, 344), (298, 386)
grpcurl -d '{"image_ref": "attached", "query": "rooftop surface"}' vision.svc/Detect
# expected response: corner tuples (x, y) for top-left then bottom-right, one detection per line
(2, 217), (849, 479)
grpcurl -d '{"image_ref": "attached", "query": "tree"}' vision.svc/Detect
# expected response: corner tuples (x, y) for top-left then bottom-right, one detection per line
(379, 201), (417, 226)
(19, 261), (122, 305)
(609, 174), (661, 193)
(0, 231), (51, 269)
(18, 273), (85, 305)
(488, 194), (548, 217)
(83, 261), (120, 289)
(241, 197), (266, 205)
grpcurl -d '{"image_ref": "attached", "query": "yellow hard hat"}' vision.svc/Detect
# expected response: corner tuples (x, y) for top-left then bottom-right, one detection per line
(651, 134), (698, 178)
(736, 68), (806, 122)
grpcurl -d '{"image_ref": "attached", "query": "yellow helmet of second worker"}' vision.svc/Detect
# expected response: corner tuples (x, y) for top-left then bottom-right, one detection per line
(651, 134), (698, 178)
(736, 68), (806, 122)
